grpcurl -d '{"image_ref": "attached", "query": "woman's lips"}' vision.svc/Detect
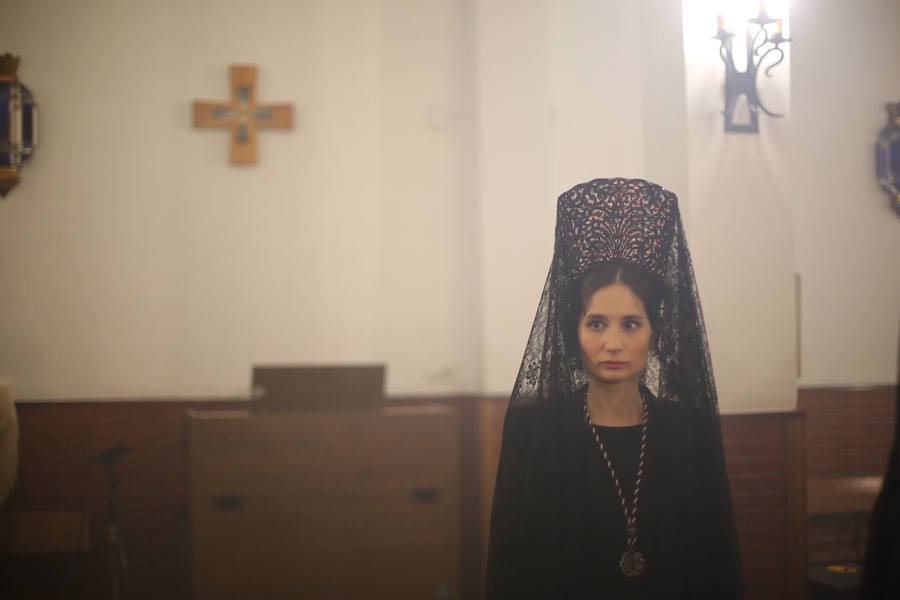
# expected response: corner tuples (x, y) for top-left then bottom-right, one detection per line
(600, 361), (628, 368)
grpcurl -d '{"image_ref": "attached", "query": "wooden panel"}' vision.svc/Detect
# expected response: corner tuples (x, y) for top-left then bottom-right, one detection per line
(1, 401), (208, 599)
(0, 510), (90, 554)
(477, 395), (507, 574)
(0, 396), (483, 600)
(190, 408), (459, 599)
(786, 412), (808, 600)
(807, 513), (872, 564)
(1, 392), (848, 600)
(721, 412), (807, 600)
(807, 476), (883, 515)
(799, 385), (896, 567)
(391, 395), (484, 600)
(799, 386), (895, 478)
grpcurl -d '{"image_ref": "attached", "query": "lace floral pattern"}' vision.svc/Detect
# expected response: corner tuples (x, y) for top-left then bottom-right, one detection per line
(510, 178), (718, 416)
(557, 178), (676, 281)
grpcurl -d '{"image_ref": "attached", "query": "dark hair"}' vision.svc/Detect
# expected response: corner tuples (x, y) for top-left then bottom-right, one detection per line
(574, 260), (663, 334)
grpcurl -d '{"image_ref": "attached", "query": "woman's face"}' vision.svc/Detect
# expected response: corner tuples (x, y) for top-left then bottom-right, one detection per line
(578, 282), (653, 385)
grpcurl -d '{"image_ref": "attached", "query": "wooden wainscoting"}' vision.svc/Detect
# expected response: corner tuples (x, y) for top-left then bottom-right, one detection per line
(478, 400), (807, 600)
(0, 400), (244, 600)
(722, 411), (807, 600)
(799, 385), (897, 565)
(800, 386), (895, 479)
(0, 396), (486, 600)
(9, 391), (878, 600)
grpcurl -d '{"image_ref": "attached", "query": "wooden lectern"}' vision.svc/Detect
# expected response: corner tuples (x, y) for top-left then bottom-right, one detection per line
(189, 395), (459, 599)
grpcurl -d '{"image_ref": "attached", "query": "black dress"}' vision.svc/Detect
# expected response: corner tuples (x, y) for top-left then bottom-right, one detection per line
(486, 387), (743, 599)
(860, 438), (900, 597)
(579, 421), (651, 598)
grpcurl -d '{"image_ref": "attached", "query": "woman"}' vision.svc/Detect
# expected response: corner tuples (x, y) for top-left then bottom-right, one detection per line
(486, 178), (743, 598)
(859, 327), (900, 598)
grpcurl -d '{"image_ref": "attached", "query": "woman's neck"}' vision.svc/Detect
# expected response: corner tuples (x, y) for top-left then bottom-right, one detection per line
(585, 378), (643, 426)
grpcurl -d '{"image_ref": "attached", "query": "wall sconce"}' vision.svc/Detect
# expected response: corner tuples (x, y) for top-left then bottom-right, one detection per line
(713, 4), (790, 133)
(876, 102), (900, 217)
(0, 53), (39, 198)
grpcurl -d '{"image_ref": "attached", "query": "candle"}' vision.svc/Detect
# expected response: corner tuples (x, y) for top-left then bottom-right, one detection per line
(716, 13), (727, 34)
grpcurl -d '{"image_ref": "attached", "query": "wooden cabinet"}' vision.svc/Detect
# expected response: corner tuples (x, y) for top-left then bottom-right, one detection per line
(190, 406), (459, 600)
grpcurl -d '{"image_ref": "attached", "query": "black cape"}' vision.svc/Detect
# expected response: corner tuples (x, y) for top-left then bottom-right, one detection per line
(860, 444), (900, 598)
(486, 387), (743, 599)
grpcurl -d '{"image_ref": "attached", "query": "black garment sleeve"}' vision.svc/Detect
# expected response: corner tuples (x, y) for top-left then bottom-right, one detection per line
(485, 402), (564, 599)
(859, 443), (900, 599)
(485, 406), (530, 600)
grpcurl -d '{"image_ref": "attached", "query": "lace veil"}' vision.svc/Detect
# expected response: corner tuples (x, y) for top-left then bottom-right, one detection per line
(511, 177), (718, 413)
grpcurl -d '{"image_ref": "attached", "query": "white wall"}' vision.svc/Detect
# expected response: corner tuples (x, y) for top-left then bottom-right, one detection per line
(1, 0), (897, 404)
(680, 0), (900, 405)
(477, 0), (651, 394)
(690, 0), (900, 401)
(788, 0), (900, 386)
(0, 0), (480, 399)
(376, 0), (481, 394)
(475, 0), (553, 395)
(682, 0), (798, 410)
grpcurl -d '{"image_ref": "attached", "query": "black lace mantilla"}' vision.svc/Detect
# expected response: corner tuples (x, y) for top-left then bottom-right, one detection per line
(511, 178), (718, 417)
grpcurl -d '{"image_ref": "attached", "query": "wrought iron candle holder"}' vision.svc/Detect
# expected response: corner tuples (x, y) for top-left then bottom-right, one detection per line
(713, 8), (790, 133)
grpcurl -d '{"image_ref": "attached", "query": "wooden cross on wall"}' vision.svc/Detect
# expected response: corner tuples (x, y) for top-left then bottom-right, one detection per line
(193, 65), (293, 165)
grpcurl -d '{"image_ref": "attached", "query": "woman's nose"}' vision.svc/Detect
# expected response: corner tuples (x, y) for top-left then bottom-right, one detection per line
(602, 333), (624, 352)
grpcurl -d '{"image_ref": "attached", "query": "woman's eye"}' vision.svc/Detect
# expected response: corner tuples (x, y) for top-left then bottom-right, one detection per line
(624, 320), (641, 330)
(586, 320), (604, 330)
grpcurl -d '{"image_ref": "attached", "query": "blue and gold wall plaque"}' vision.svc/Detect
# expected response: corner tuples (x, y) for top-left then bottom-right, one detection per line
(876, 102), (900, 217)
(0, 54), (38, 198)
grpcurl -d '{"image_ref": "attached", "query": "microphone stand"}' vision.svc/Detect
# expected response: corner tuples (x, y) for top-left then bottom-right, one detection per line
(94, 443), (131, 600)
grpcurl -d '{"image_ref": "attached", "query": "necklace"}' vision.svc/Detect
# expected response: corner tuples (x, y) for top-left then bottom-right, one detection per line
(583, 393), (648, 578)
